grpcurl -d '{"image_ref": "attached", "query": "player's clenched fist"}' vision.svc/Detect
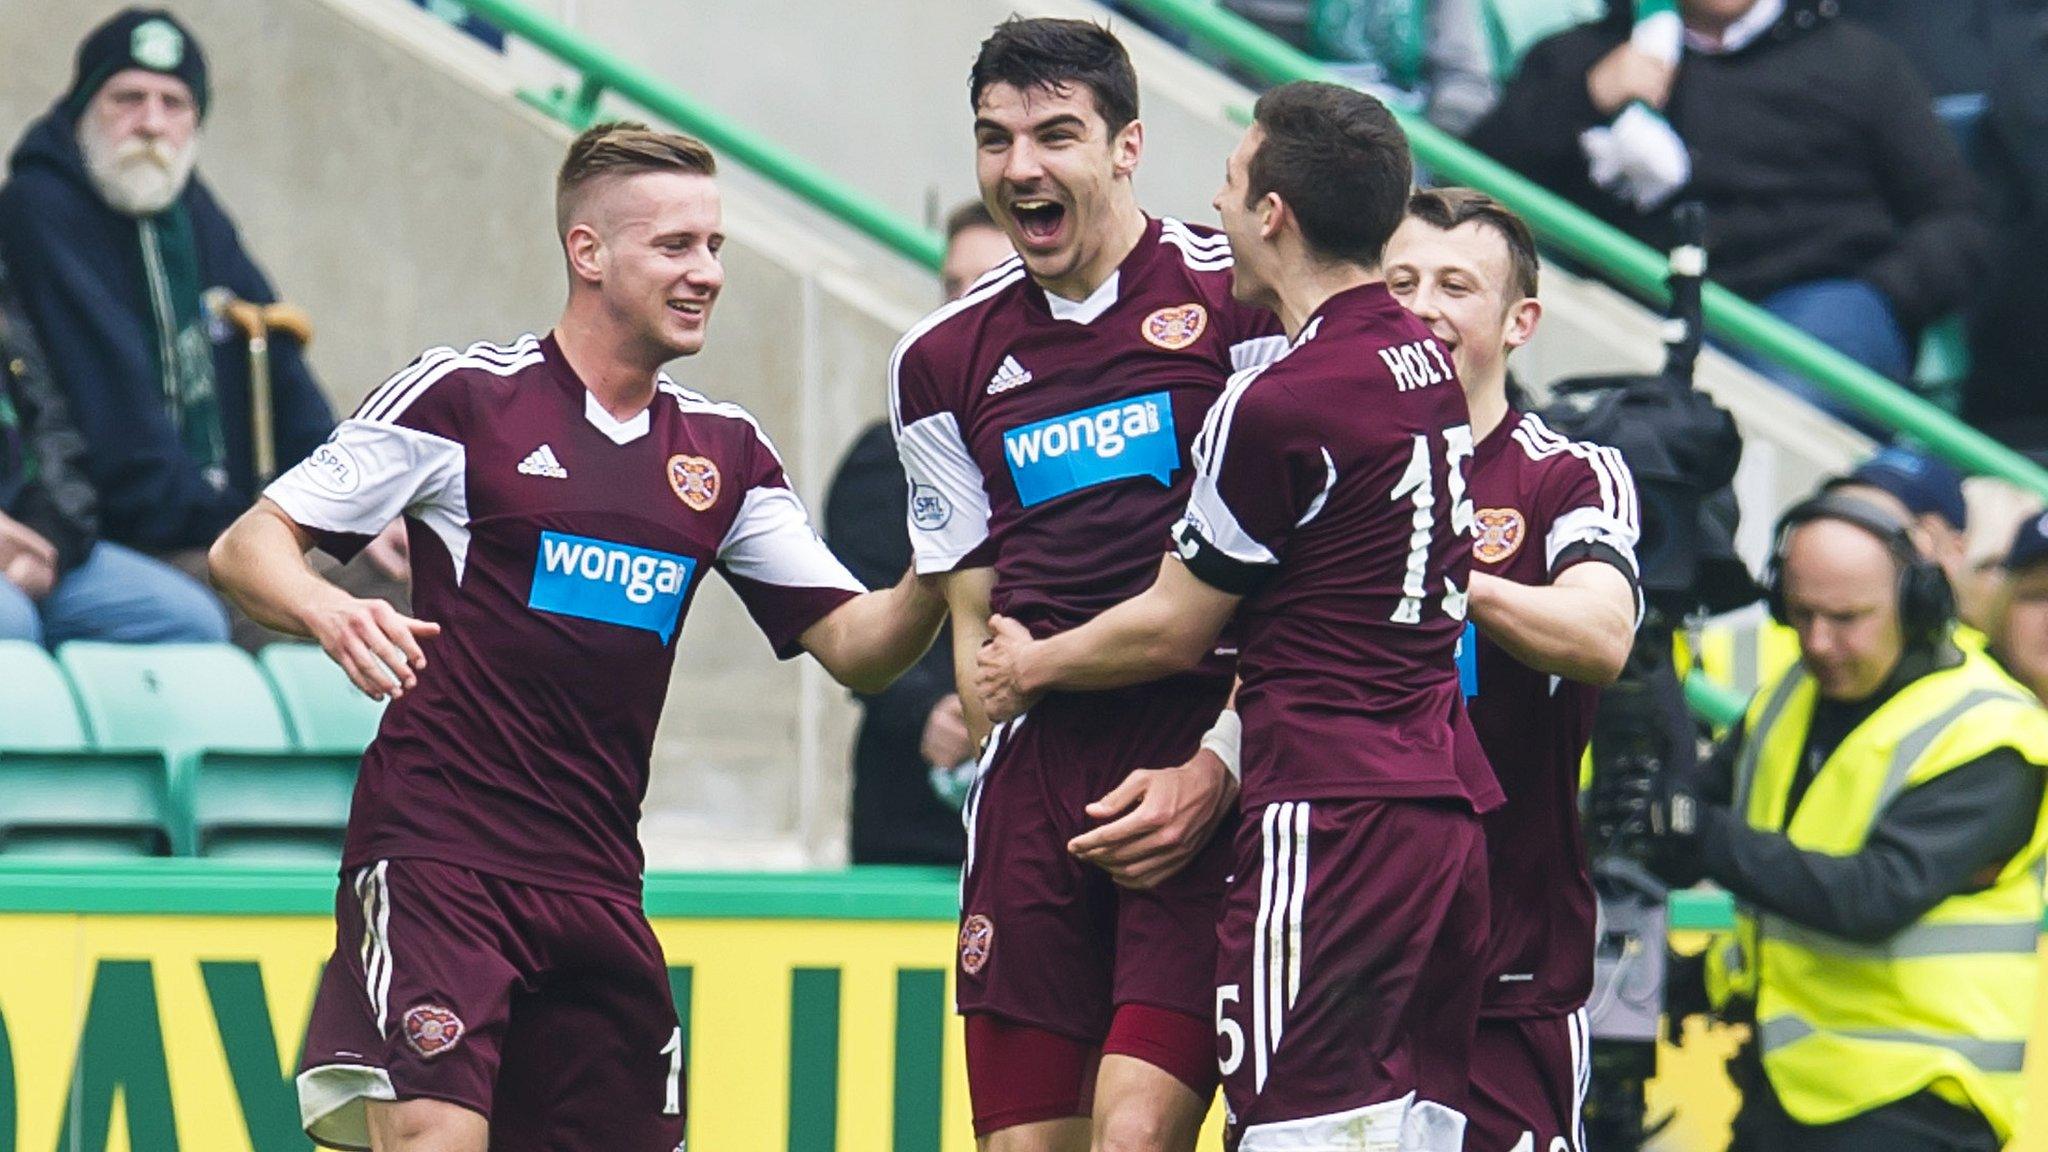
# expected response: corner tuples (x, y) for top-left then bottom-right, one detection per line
(973, 614), (1038, 723)
(305, 592), (440, 701)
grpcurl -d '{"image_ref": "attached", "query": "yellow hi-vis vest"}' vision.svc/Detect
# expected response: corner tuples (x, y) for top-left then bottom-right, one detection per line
(1703, 647), (2048, 1141)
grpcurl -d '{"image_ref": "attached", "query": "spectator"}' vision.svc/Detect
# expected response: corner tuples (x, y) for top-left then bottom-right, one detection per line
(823, 202), (1011, 864)
(1958, 477), (2039, 635)
(938, 200), (1013, 301)
(1990, 512), (2048, 703)
(1468, 0), (1987, 428)
(0, 8), (404, 645)
(1221, 0), (1498, 132)
(1961, 1), (2048, 451)
(1648, 491), (2048, 1152)
(0, 256), (226, 646)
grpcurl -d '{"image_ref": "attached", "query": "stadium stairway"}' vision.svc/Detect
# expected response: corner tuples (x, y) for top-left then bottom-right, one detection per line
(0, 0), (945, 869)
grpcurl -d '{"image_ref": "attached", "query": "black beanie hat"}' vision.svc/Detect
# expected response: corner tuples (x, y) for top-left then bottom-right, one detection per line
(66, 9), (209, 120)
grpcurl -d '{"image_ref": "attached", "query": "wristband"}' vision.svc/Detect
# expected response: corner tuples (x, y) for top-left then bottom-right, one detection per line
(1199, 708), (1242, 783)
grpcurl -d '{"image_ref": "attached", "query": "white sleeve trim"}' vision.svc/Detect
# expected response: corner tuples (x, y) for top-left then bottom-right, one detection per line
(1545, 505), (1641, 576)
(265, 420), (471, 579)
(1182, 366), (1279, 567)
(717, 484), (866, 593)
(895, 413), (993, 573)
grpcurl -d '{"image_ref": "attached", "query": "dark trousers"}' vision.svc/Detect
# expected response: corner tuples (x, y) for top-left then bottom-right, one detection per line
(1729, 1043), (2000, 1152)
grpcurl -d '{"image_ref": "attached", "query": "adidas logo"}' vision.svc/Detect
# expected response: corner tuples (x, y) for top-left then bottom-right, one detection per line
(986, 355), (1034, 396)
(517, 444), (568, 479)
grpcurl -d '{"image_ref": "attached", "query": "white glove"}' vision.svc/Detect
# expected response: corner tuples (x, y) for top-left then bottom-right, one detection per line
(1582, 102), (1691, 212)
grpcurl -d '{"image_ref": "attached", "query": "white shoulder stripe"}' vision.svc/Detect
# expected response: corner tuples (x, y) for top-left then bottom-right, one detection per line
(1511, 414), (1640, 535)
(1196, 360), (1279, 482)
(1161, 233), (1235, 271)
(1159, 217), (1231, 251)
(966, 254), (1024, 294)
(888, 266), (1028, 435)
(1230, 335), (1292, 372)
(660, 378), (786, 465)
(358, 334), (543, 425)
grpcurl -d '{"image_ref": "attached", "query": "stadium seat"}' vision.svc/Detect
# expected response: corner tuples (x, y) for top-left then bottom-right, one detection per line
(188, 750), (358, 862)
(0, 640), (89, 750)
(57, 642), (292, 755)
(260, 643), (385, 753)
(0, 750), (177, 857)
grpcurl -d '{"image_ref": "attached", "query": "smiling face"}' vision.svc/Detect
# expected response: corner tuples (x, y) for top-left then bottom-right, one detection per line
(1213, 125), (1278, 312)
(569, 171), (725, 363)
(1383, 217), (1539, 399)
(973, 80), (1141, 298)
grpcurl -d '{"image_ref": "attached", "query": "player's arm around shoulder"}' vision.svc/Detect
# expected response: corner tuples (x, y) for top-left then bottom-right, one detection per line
(975, 554), (1241, 723)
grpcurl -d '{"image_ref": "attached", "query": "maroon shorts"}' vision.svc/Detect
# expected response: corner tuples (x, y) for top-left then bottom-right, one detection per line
(296, 858), (685, 1151)
(1218, 798), (1488, 1152)
(1466, 1009), (1591, 1152)
(958, 676), (1234, 1121)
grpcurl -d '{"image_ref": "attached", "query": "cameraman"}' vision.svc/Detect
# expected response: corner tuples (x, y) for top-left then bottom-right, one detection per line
(1648, 492), (2048, 1152)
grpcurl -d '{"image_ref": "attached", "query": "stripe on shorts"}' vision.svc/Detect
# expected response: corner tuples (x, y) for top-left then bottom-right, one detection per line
(1251, 801), (1311, 1092)
(1570, 1006), (1590, 1152)
(354, 860), (393, 1038)
(960, 715), (1021, 898)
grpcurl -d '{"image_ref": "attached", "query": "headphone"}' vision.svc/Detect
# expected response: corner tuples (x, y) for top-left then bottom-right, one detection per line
(1763, 492), (1955, 648)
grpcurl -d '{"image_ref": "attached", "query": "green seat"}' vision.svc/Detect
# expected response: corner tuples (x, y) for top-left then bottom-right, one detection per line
(0, 750), (176, 857)
(0, 640), (88, 750)
(58, 642), (291, 754)
(260, 643), (385, 753)
(188, 750), (357, 860)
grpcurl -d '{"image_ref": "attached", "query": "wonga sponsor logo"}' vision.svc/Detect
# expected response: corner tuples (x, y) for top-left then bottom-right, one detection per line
(529, 531), (697, 642)
(1001, 391), (1179, 507)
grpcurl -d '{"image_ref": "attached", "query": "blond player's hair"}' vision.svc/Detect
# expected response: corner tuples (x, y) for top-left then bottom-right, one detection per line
(555, 121), (718, 238)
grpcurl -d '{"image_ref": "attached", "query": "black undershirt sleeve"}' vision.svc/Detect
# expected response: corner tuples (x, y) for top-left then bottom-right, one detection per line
(1170, 519), (1274, 597)
(1697, 748), (2044, 942)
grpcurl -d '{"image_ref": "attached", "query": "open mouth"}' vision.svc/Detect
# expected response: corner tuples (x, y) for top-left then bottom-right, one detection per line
(1010, 199), (1067, 246)
(668, 299), (708, 320)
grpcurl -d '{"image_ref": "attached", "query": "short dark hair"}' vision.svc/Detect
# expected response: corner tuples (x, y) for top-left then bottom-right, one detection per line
(1247, 82), (1411, 267)
(557, 121), (717, 237)
(969, 17), (1139, 133)
(1404, 187), (1541, 300)
(944, 199), (998, 241)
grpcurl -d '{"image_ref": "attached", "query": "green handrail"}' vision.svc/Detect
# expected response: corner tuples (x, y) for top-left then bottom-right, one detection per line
(1684, 671), (1748, 730)
(1118, 0), (2048, 500)
(451, 0), (945, 270)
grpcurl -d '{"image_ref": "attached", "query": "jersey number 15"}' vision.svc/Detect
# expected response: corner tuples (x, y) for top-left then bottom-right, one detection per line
(1389, 425), (1474, 626)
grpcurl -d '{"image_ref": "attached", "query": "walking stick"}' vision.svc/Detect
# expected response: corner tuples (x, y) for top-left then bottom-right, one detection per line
(217, 298), (314, 488)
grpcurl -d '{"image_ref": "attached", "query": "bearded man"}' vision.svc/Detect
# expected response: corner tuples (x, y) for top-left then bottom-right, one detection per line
(0, 8), (396, 619)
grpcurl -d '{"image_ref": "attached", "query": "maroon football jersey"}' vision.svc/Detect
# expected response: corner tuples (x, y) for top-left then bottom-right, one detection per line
(889, 216), (1287, 649)
(1172, 282), (1502, 813)
(266, 334), (862, 901)
(1467, 409), (1640, 1017)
